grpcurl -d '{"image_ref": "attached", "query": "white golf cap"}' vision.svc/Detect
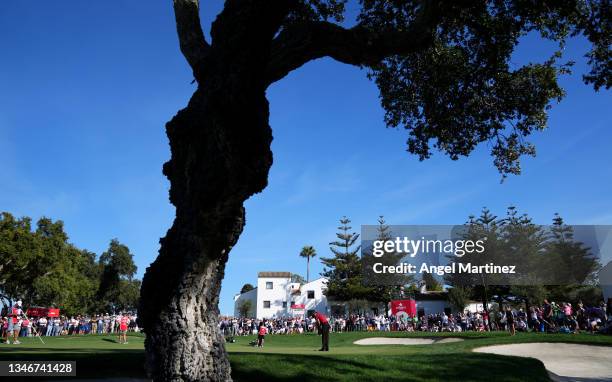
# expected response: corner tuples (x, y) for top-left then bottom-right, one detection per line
(16, 300), (22, 306)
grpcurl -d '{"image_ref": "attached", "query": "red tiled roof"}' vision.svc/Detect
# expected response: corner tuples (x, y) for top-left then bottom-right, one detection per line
(258, 272), (291, 278)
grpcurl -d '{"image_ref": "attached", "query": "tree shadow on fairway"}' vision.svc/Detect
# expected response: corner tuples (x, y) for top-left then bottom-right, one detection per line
(230, 352), (550, 382)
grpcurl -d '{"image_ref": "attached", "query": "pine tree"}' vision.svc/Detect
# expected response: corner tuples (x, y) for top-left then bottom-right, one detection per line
(329, 216), (361, 258)
(546, 214), (598, 285)
(445, 207), (506, 311)
(363, 216), (413, 302)
(422, 272), (443, 292)
(321, 217), (368, 302)
(447, 286), (470, 312)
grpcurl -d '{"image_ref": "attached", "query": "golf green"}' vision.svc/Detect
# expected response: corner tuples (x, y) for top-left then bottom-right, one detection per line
(0, 332), (611, 381)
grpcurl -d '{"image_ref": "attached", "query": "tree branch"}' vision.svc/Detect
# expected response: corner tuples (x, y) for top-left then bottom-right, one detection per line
(266, 2), (441, 85)
(173, 0), (210, 73)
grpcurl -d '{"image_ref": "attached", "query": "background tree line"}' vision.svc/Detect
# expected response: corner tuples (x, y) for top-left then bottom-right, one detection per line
(322, 209), (604, 312)
(445, 207), (603, 312)
(0, 212), (139, 316)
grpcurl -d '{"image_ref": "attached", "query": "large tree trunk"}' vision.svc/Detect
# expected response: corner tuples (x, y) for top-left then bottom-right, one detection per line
(137, 2), (291, 380)
(138, 37), (277, 382)
(139, 79), (272, 380)
(137, 1), (292, 379)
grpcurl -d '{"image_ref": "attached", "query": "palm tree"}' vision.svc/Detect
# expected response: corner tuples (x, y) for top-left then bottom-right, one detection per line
(299, 246), (317, 283)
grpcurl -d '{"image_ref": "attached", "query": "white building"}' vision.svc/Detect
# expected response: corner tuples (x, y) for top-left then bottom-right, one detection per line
(233, 272), (488, 319)
(233, 272), (328, 319)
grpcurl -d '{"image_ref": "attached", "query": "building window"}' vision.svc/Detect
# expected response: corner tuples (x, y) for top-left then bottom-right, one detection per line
(266, 282), (273, 289)
(307, 290), (315, 299)
(263, 301), (271, 308)
(282, 301), (287, 308)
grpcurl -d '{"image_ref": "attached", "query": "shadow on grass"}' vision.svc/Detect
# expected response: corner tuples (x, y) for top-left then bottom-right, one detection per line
(0, 342), (553, 381)
(230, 352), (550, 382)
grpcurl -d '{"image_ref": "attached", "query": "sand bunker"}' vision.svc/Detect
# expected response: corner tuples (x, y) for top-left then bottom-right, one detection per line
(473, 343), (612, 381)
(354, 337), (464, 345)
(435, 337), (465, 344)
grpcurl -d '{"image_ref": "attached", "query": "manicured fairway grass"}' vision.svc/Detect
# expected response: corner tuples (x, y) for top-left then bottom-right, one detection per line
(0, 331), (611, 381)
(227, 331), (612, 382)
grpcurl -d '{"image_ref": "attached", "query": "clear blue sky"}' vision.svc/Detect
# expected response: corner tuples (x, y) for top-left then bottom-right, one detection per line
(1, 2), (610, 315)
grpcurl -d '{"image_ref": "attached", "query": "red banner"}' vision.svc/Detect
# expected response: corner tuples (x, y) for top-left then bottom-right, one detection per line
(47, 308), (60, 317)
(290, 304), (305, 310)
(390, 300), (416, 317)
(26, 308), (60, 317)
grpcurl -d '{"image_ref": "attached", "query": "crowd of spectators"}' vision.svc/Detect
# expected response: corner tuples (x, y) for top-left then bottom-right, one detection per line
(3, 299), (609, 342)
(404, 299), (610, 334)
(220, 298), (612, 338)
(1, 313), (138, 340)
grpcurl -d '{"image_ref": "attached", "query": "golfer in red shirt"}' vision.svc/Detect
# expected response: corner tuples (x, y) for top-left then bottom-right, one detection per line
(118, 314), (129, 344)
(312, 312), (330, 351)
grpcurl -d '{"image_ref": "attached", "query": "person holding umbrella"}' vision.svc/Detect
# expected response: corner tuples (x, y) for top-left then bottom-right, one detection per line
(312, 311), (330, 351)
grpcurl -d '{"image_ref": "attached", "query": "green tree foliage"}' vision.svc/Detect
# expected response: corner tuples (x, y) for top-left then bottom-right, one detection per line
(29, 218), (99, 315)
(237, 300), (252, 318)
(0, 213), (100, 315)
(240, 283), (255, 294)
(447, 286), (470, 312)
(116, 279), (141, 312)
(446, 207), (523, 308)
(346, 299), (372, 315)
(323, 216), (412, 304)
(97, 239), (138, 312)
(362, 216), (415, 302)
(299, 245), (317, 282)
(290, 274), (306, 284)
(422, 272), (443, 292)
(0, 213), (38, 304)
(358, 1), (610, 179)
(0, 212), (139, 315)
(510, 285), (547, 306)
(546, 284), (603, 307)
(445, 207), (601, 308)
(547, 214), (600, 284)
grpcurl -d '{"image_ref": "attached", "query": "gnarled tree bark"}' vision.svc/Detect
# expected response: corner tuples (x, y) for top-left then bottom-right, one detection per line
(139, 1), (289, 381)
